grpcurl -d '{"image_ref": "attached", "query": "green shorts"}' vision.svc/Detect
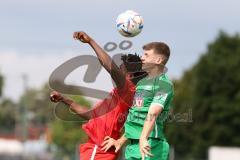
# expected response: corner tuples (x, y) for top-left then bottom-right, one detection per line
(125, 138), (169, 160)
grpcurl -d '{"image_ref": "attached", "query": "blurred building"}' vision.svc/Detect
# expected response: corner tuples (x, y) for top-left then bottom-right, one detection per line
(0, 126), (53, 160)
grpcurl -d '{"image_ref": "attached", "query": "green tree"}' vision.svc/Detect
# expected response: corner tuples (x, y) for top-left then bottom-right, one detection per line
(18, 84), (55, 126)
(0, 72), (17, 133)
(18, 83), (92, 159)
(0, 98), (17, 133)
(166, 32), (240, 159)
(0, 71), (3, 97)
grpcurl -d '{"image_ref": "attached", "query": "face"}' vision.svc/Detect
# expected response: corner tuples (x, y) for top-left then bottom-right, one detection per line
(141, 49), (162, 71)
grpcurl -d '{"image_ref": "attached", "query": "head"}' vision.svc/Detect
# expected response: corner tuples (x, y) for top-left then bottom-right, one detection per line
(120, 53), (147, 84)
(141, 42), (170, 72)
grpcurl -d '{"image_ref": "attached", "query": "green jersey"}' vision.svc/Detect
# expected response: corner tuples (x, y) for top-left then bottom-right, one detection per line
(125, 73), (174, 139)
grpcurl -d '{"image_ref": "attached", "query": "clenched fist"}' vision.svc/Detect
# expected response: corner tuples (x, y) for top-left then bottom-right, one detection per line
(50, 91), (63, 103)
(73, 31), (92, 43)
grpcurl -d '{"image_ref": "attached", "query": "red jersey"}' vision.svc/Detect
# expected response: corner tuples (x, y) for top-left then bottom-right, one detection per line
(82, 78), (135, 146)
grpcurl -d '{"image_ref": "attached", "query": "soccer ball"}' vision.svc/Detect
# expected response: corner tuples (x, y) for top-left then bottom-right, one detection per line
(116, 10), (144, 37)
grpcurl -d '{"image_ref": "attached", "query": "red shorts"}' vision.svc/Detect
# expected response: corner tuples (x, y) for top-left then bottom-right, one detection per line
(79, 142), (118, 160)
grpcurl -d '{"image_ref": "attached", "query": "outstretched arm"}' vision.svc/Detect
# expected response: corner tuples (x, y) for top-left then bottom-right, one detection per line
(50, 91), (90, 120)
(73, 31), (126, 89)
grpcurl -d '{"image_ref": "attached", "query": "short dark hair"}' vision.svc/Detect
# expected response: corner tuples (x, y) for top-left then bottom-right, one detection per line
(121, 53), (147, 84)
(143, 42), (170, 64)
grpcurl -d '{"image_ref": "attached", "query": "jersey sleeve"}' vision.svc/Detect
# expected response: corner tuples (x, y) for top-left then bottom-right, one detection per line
(151, 81), (174, 109)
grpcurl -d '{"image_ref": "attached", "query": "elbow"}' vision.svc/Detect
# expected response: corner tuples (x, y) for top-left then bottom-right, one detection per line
(149, 104), (163, 115)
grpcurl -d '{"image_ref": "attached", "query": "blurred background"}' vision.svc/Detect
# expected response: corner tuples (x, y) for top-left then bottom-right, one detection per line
(0, 0), (240, 160)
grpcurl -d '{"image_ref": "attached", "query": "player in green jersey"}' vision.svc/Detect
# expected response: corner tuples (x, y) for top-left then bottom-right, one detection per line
(101, 42), (174, 160)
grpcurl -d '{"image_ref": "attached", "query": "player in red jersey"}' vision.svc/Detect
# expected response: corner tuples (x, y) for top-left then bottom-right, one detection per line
(50, 32), (146, 160)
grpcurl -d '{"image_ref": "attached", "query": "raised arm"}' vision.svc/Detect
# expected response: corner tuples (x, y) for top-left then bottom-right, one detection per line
(73, 31), (126, 89)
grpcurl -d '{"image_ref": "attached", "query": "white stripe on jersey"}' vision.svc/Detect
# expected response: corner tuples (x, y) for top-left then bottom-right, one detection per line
(90, 145), (98, 160)
(155, 121), (158, 138)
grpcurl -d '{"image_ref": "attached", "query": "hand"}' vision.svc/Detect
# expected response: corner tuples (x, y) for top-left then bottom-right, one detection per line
(73, 31), (92, 43)
(101, 136), (122, 153)
(139, 138), (153, 159)
(50, 91), (63, 103)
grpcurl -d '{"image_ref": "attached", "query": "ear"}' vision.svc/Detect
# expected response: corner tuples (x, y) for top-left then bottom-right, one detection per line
(155, 56), (163, 64)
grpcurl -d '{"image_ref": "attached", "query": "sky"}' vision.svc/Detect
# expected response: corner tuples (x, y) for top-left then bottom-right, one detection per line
(0, 0), (240, 101)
